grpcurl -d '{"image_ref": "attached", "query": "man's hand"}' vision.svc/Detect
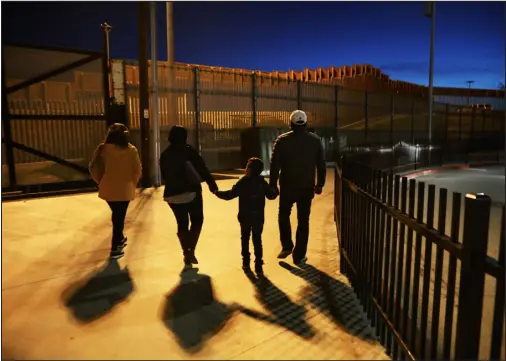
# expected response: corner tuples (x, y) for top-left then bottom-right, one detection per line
(210, 187), (219, 195)
(314, 185), (323, 195)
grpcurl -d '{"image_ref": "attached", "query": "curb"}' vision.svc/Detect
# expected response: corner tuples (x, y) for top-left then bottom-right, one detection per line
(404, 164), (470, 179)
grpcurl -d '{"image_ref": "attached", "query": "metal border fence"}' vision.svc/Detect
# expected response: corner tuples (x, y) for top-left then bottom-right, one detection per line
(335, 143), (505, 360)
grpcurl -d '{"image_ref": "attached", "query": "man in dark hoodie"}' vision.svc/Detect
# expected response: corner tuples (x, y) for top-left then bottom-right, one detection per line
(159, 126), (218, 268)
(269, 110), (326, 265)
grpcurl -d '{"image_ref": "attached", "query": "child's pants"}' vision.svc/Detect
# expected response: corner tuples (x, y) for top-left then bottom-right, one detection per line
(240, 220), (264, 264)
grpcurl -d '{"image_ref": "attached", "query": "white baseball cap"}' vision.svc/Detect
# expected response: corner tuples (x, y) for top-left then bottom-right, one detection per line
(290, 110), (307, 125)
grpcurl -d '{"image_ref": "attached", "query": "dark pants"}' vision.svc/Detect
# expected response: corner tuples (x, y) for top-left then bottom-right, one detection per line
(107, 201), (130, 250)
(169, 192), (204, 235)
(240, 219), (264, 264)
(278, 191), (313, 261)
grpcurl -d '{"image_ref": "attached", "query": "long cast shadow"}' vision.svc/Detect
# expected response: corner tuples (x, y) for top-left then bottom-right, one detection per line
(160, 268), (234, 354)
(279, 261), (378, 342)
(61, 259), (135, 323)
(235, 269), (315, 339)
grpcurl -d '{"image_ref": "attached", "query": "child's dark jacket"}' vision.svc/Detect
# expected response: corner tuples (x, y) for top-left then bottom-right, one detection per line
(216, 175), (276, 222)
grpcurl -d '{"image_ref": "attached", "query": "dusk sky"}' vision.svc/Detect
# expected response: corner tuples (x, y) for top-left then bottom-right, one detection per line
(2, 1), (504, 89)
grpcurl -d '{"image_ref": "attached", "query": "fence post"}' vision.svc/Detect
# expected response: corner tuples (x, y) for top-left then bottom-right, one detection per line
(101, 22), (112, 127)
(252, 72), (257, 127)
(444, 103), (449, 142)
(364, 91), (369, 143)
(455, 193), (491, 360)
(470, 106), (475, 140)
(194, 66), (201, 153)
(138, 1), (152, 188)
(1, 54), (17, 188)
(390, 93), (395, 167)
(334, 85), (340, 159)
(297, 80), (302, 110)
(410, 96), (415, 145)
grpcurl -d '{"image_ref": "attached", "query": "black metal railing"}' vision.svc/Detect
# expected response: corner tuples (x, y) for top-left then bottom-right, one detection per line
(335, 157), (505, 360)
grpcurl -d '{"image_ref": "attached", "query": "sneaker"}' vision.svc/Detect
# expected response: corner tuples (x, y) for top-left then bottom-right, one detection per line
(110, 248), (125, 260)
(119, 237), (128, 250)
(277, 249), (292, 259)
(294, 256), (308, 266)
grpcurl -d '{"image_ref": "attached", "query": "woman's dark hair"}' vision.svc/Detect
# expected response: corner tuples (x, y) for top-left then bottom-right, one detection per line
(105, 123), (129, 148)
(168, 125), (188, 145)
(247, 157), (264, 177)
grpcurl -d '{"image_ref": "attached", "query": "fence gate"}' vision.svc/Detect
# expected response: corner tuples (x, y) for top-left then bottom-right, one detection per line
(2, 43), (111, 199)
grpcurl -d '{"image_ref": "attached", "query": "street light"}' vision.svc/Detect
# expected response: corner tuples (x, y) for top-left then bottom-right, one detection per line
(465, 80), (475, 106)
(424, 2), (435, 165)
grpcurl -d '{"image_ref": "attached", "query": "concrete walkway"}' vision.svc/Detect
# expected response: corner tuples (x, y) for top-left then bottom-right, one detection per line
(1, 173), (390, 360)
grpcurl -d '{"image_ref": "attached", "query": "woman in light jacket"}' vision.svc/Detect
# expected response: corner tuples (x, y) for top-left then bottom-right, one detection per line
(89, 123), (142, 259)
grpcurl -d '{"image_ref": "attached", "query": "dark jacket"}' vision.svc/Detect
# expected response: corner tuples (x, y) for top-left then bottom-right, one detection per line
(269, 129), (326, 194)
(159, 144), (218, 198)
(216, 175), (277, 222)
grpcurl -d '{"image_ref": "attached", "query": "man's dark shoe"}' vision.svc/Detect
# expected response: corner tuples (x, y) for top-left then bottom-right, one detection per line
(277, 249), (292, 259)
(293, 256), (308, 266)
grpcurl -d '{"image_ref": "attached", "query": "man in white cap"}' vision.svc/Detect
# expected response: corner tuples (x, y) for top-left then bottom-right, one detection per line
(269, 110), (326, 265)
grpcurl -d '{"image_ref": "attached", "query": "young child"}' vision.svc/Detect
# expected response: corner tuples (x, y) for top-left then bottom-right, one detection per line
(215, 157), (277, 274)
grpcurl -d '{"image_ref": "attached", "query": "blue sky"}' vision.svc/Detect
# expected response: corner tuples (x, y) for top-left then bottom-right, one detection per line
(2, 1), (504, 89)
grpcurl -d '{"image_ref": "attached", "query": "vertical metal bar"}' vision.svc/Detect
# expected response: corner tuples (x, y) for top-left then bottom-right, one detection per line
(372, 170), (383, 329)
(378, 172), (388, 343)
(138, 1), (152, 188)
(1, 52), (17, 188)
(411, 97), (415, 145)
(420, 184), (436, 358)
(296, 80), (302, 110)
(387, 174), (400, 354)
(393, 176), (408, 359)
(363, 166), (373, 317)
(194, 67), (201, 154)
(445, 103), (449, 142)
(442, 192), (461, 360)
(458, 107), (462, 141)
(101, 22), (112, 127)
(150, 1), (161, 186)
(470, 106), (475, 141)
(390, 94), (395, 166)
(490, 206), (505, 360)
(430, 187), (447, 359)
(252, 73), (257, 127)
(381, 173), (393, 349)
(455, 193), (491, 360)
(364, 91), (369, 143)
(122, 61), (130, 127)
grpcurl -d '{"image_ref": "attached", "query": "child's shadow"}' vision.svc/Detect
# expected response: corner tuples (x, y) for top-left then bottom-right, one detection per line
(160, 268), (234, 354)
(235, 269), (315, 339)
(279, 261), (378, 342)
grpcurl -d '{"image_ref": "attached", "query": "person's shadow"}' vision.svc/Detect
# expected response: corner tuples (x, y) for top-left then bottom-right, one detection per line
(61, 259), (135, 323)
(279, 261), (378, 342)
(160, 267), (234, 354)
(235, 268), (315, 339)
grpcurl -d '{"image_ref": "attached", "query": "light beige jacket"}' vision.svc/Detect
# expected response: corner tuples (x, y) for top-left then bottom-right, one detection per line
(89, 143), (142, 202)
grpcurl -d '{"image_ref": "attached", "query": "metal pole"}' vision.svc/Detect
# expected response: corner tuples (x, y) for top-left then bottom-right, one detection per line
(101, 22), (112, 126)
(139, 2), (152, 188)
(465, 80), (475, 106)
(426, 2), (435, 165)
(166, 2), (177, 129)
(150, 2), (161, 186)
(1, 51), (17, 188)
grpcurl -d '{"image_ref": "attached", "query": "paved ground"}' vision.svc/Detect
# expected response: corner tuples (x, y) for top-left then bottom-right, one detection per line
(1, 172), (390, 360)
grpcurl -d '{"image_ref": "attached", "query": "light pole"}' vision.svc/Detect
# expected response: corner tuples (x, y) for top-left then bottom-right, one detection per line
(465, 80), (475, 106)
(150, 2), (161, 186)
(424, 2), (435, 165)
